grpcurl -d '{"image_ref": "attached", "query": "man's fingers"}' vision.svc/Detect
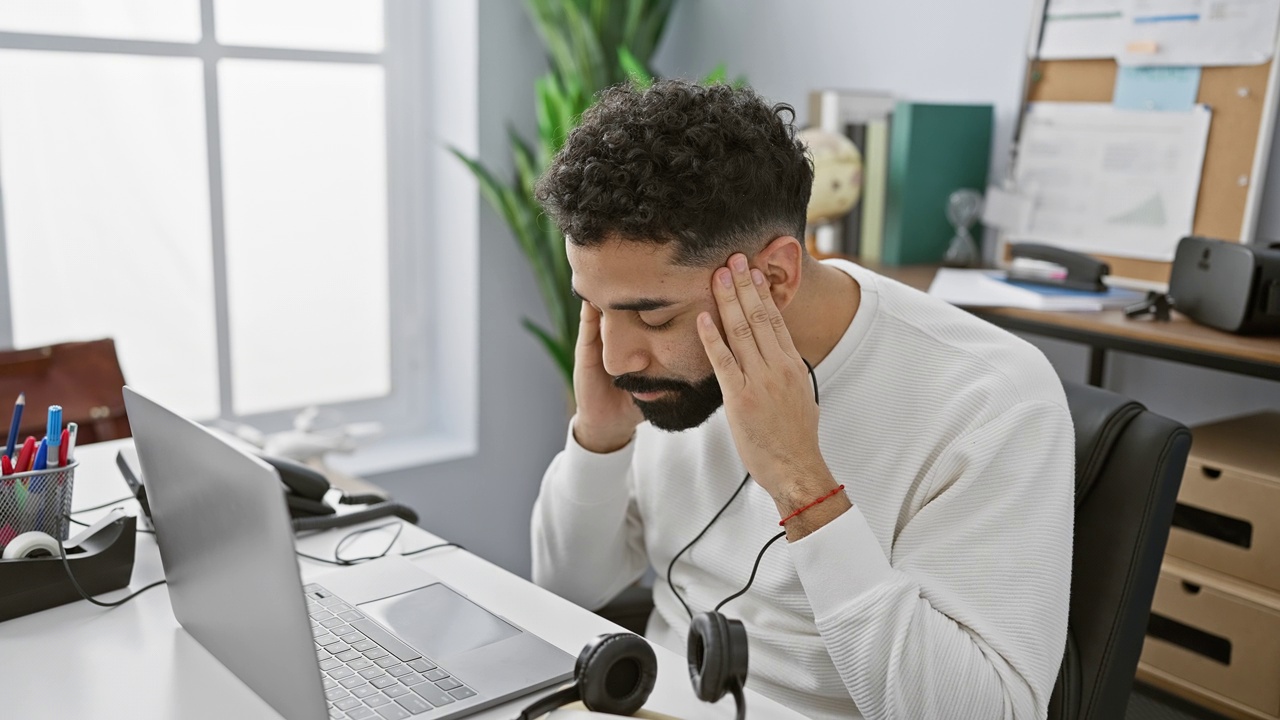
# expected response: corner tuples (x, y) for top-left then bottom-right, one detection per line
(750, 268), (802, 361)
(727, 255), (784, 363)
(578, 301), (600, 345)
(697, 312), (744, 389)
(712, 266), (765, 374)
(576, 301), (605, 369)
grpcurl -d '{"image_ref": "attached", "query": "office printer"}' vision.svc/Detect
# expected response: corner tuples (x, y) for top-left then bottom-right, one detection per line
(1169, 236), (1280, 335)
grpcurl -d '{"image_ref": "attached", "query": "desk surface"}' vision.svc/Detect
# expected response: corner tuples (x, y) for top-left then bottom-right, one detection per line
(867, 263), (1280, 380)
(0, 440), (802, 720)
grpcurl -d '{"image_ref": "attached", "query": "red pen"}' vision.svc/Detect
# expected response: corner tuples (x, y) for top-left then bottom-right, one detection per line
(15, 436), (35, 473)
(58, 428), (69, 466)
(1, 455), (11, 476)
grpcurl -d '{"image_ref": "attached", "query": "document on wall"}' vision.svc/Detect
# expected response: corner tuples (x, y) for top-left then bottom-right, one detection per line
(1119, 0), (1280, 65)
(1039, 0), (1127, 59)
(1010, 102), (1211, 261)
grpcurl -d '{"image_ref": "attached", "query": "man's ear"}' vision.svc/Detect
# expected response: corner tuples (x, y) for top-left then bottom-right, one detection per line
(752, 236), (805, 310)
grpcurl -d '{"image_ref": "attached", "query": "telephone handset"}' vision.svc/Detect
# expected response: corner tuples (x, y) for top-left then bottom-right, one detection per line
(116, 445), (418, 532)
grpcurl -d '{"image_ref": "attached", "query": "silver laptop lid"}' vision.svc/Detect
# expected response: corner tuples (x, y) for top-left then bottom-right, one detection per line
(123, 386), (327, 720)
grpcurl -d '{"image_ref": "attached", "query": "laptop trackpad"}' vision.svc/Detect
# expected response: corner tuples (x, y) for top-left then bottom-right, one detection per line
(358, 583), (521, 660)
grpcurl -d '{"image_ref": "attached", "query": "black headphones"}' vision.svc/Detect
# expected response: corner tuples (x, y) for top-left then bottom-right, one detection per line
(688, 611), (749, 705)
(516, 633), (658, 719)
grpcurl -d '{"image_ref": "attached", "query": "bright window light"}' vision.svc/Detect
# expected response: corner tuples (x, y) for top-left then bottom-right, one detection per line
(0, 50), (220, 419)
(219, 59), (390, 416)
(214, 0), (383, 53)
(0, 0), (201, 42)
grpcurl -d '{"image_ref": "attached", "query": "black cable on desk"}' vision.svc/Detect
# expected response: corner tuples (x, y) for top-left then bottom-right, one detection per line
(402, 541), (466, 557)
(56, 540), (166, 608)
(70, 496), (136, 514)
(65, 514), (155, 534)
(295, 521), (466, 566)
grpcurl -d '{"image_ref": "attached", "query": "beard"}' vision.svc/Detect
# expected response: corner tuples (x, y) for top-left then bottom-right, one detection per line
(612, 371), (724, 432)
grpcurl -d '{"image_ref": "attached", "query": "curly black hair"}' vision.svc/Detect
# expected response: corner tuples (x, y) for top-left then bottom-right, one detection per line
(535, 79), (814, 267)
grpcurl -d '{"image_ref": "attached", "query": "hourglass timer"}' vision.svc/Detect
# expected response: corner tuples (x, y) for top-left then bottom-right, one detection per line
(943, 188), (984, 268)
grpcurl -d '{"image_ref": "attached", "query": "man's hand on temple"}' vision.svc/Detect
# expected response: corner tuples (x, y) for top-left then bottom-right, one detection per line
(572, 300), (644, 454)
(697, 253), (851, 538)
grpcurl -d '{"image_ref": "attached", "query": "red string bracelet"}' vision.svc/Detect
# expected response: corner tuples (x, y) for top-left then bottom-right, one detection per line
(778, 484), (846, 527)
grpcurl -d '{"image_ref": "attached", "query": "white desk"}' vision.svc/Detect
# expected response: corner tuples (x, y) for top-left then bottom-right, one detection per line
(0, 440), (802, 720)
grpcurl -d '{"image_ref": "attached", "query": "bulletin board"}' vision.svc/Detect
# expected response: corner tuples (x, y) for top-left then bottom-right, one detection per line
(1019, 57), (1278, 283)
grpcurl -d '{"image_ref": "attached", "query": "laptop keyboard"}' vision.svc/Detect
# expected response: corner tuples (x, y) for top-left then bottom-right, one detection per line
(305, 583), (479, 719)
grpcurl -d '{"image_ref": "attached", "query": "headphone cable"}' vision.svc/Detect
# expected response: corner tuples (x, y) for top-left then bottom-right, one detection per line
(666, 359), (818, 619)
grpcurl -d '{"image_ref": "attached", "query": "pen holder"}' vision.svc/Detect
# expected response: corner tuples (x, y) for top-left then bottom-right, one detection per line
(0, 461), (78, 554)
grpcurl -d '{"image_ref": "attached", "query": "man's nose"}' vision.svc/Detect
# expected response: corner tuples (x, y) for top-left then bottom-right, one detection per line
(599, 315), (648, 378)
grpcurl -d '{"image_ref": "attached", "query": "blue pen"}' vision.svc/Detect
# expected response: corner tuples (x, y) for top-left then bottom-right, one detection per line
(32, 437), (48, 472)
(4, 392), (23, 459)
(46, 405), (62, 469)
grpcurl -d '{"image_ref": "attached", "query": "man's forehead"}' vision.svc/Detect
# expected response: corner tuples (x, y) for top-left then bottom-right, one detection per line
(567, 239), (708, 301)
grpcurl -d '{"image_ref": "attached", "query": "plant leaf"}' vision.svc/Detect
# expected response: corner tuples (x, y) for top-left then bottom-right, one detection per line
(618, 46), (653, 89)
(701, 62), (728, 86)
(523, 318), (575, 388)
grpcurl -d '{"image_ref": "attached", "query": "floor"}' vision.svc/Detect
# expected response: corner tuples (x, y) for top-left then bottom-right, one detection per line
(1127, 682), (1233, 720)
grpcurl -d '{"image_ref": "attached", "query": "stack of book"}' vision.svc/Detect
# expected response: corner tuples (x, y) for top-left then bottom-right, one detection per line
(806, 90), (994, 266)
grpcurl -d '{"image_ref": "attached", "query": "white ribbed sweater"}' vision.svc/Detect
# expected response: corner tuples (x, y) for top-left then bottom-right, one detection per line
(531, 260), (1074, 719)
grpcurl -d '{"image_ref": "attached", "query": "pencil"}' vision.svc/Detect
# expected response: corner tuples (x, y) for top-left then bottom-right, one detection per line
(5, 393), (23, 459)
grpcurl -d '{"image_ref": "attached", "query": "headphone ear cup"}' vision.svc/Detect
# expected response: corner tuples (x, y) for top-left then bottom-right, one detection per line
(576, 633), (658, 716)
(687, 612), (749, 703)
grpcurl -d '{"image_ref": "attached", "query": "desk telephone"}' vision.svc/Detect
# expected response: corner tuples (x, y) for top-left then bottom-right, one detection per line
(116, 445), (418, 533)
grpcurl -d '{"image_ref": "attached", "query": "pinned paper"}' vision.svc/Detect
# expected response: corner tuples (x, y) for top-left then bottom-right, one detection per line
(1012, 102), (1211, 261)
(1119, 0), (1280, 66)
(1040, 0), (1126, 59)
(1114, 66), (1202, 110)
(982, 185), (1035, 234)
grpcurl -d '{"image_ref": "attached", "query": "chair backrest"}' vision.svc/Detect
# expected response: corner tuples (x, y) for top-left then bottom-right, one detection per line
(1049, 381), (1191, 720)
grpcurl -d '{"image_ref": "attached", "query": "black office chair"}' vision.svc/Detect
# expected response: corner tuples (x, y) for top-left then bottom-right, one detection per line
(1050, 380), (1190, 720)
(595, 381), (1190, 720)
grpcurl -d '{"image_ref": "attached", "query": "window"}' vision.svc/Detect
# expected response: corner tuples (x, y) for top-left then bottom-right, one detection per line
(0, 1), (479, 470)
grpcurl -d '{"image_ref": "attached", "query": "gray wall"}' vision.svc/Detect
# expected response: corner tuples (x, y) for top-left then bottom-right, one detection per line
(653, 0), (1280, 425)
(370, 1), (567, 578)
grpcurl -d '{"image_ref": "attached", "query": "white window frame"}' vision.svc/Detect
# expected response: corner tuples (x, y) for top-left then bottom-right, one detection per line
(0, 0), (479, 474)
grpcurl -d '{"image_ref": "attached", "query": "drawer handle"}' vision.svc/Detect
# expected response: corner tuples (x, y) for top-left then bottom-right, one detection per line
(1171, 503), (1253, 549)
(1200, 466), (1222, 479)
(1147, 612), (1232, 665)
(1180, 581), (1201, 595)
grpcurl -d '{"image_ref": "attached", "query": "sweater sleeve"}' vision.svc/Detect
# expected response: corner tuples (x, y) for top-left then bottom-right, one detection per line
(530, 419), (650, 611)
(789, 400), (1074, 720)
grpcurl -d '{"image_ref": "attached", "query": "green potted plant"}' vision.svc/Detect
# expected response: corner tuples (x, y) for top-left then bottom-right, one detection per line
(452, 0), (729, 393)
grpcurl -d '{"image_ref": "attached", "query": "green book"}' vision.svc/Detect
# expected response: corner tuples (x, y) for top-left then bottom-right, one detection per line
(882, 102), (993, 266)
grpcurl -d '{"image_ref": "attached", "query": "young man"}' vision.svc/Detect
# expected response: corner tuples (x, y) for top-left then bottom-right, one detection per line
(530, 79), (1073, 720)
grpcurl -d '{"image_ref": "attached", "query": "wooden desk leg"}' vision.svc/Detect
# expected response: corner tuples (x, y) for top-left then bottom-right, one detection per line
(1088, 347), (1107, 387)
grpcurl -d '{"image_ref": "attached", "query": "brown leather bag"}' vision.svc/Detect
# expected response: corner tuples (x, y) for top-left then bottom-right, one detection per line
(0, 339), (131, 447)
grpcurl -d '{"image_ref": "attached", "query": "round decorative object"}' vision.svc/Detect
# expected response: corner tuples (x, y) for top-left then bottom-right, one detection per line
(798, 127), (863, 224)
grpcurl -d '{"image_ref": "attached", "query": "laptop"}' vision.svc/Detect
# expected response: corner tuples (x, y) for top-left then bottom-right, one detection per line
(122, 386), (575, 720)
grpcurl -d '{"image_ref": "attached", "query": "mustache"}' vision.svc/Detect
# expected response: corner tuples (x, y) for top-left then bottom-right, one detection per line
(612, 373), (696, 394)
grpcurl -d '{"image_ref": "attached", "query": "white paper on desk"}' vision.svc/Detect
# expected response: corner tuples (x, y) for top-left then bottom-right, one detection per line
(1039, 0), (1127, 59)
(1011, 102), (1210, 262)
(1120, 0), (1280, 66)
(928, 269), (1145, 311)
